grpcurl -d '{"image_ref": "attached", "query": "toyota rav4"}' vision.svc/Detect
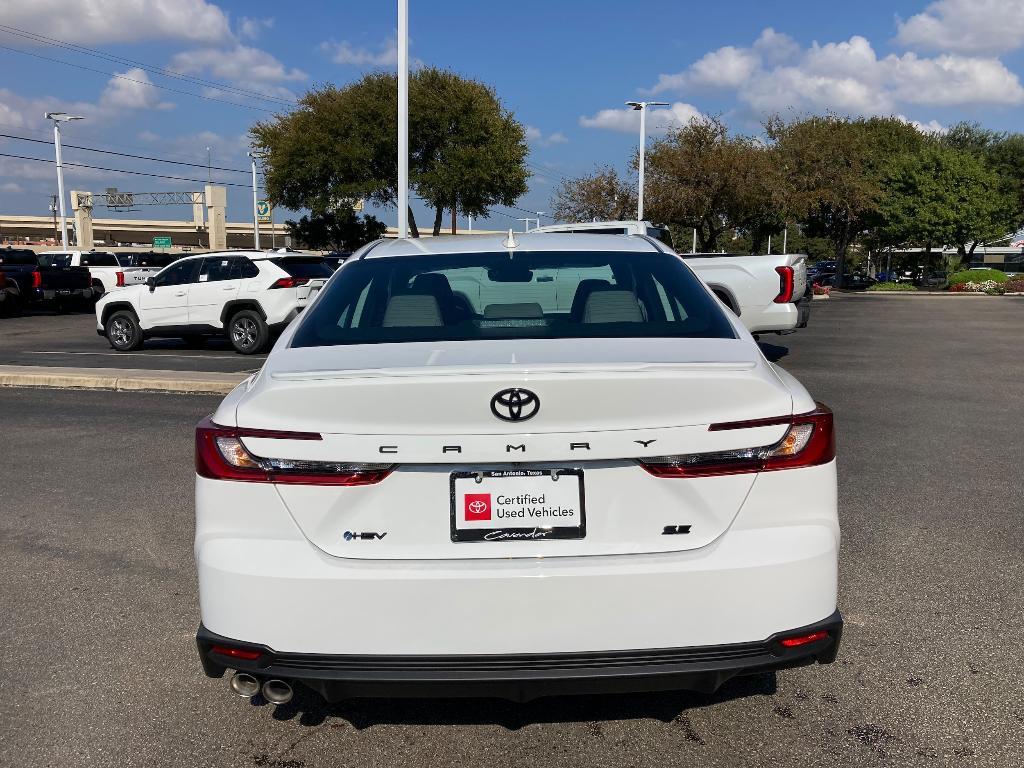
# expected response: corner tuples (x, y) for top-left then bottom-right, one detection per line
(194, 232), (841, 704)
(95, 250), (332, 354)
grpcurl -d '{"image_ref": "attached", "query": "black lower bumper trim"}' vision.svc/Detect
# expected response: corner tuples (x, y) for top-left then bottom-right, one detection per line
(197, 610), (842, 702)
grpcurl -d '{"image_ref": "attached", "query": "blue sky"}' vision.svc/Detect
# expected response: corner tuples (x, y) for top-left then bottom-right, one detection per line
(2, 0), (1024, 230)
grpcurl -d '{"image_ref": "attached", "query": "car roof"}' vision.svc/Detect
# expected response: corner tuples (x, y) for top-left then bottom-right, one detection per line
(360, 232), (664, 259)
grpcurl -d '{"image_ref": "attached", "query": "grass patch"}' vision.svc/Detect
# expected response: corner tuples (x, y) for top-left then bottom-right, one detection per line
(866, 282), (918, 292)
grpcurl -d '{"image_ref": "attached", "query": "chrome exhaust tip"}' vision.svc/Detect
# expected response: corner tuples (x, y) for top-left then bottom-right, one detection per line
(262, 679), (293, 706)
(229, 672), (261, 699)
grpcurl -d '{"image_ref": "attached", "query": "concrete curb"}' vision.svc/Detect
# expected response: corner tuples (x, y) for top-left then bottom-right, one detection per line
(0, 365), (248, 394)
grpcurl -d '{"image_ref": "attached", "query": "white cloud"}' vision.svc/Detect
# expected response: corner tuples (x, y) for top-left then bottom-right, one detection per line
(0, 0), (231, 44)
(100, 69), (174, 111)
(169, 45), (306, 98)
(647, 28), (1024, 116)
(1, 181), (25, 194)
(321, 37), (399, 67)
(238, 17), (274, 41)
(897, 0), (1024, 55)
(896, 115), (947, 134)
(0, 88), (99, 131)
(525, 126), (569, 147)
(579, 103), (705, 134)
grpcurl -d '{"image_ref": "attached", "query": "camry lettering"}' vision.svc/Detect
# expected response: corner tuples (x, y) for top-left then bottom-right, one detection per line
(378, 445), (398, 454)
(506, 444), (526, 453)
(442, 445), (462, 453)
(570, 442), (590, 450)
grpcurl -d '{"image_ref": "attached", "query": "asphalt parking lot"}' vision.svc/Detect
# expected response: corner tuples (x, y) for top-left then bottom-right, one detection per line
(1, 295), (1022, 768)
(0, 308), (266, 374)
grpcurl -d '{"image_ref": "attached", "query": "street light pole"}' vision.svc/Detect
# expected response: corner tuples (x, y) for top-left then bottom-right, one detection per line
(248, 152), (261, 250)
(625, 101), (668, 221)
(44, 112), (83, 250)
(397, 0), (409, 238)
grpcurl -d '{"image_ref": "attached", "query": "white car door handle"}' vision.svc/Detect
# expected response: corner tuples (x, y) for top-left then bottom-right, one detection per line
(174, 290), (186, 297)
(222, 286), (235, 291)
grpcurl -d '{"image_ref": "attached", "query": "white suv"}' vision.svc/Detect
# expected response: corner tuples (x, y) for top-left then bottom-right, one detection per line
(194, 233), (841, 705)
(95, 250), (331, 354)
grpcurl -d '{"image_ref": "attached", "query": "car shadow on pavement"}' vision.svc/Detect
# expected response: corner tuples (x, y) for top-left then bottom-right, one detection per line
(756, 341), (789, 362)
(250, 672), (777, 730)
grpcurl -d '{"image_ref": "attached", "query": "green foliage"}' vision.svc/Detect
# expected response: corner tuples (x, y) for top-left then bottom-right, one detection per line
(643, 117), (780, 251)
(550, 166), (637, 222)
(866, 281), (918, 292)
(947, 268), (1009, 285)
(252, 68), (529, 236)
(877, 143), (1015, 256)
(285, 208), (387, 251)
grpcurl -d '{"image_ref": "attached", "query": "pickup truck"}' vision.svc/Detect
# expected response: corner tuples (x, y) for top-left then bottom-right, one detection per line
(532, 220), (810, 334)
(0, 247), (93, 310)
(37, 250), (160, 298)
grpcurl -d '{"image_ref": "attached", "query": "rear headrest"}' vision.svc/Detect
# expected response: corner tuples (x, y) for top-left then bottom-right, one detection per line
(570, 279), (612, 321)
(411, 273), (454, 297)
(382, 294), (444, 327)
(583, 290), (644, 323)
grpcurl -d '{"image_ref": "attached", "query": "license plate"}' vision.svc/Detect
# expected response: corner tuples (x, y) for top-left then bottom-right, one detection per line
(450, 469), (585, 543)
(56, 289), (71, 296)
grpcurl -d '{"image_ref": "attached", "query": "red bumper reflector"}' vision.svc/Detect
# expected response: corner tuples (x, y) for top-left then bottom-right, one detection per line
(779, 630), (829, 648)
(210, 645), (262, 661)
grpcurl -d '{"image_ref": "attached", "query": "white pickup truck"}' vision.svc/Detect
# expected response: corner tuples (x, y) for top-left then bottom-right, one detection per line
(37, 250), (161, 299)
(532, 221), (810, 334)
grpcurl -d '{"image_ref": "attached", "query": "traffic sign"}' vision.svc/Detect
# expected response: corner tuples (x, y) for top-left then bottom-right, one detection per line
(153, 236), (172, 248)
(256, 200), (272, 223)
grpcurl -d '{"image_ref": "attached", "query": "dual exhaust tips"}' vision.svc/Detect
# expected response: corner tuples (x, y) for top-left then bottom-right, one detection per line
(229, 672), (293, 705)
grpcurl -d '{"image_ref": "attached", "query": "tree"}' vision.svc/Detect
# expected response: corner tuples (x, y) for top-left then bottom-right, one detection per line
(643, 117), (779, 252)
(944, 122), (1024, 233)
(766, 115), (929, 281)
(251, 69), (529, 237)
(878, 143), (1015, 261)
(285, 208), (387, 251)
(550, 166), (637, 222)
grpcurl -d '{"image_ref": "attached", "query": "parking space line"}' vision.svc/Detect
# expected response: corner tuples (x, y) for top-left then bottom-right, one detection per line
(26, 350), (266, 361)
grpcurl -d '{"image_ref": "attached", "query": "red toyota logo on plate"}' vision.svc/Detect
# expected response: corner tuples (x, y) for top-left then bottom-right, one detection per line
(464, 493), (491, 521)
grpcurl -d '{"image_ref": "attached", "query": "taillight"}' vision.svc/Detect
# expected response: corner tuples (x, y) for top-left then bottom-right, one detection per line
(31, 271), (42, 289)
(270, 276), (310, 289)
(638, 403), (834, 478)
(115, 271), (125, 287)
(774, 266), (795, 303)
(779, 630), (829, 648)
(209, 644), (262, 661)
(195, 417), (393, 485)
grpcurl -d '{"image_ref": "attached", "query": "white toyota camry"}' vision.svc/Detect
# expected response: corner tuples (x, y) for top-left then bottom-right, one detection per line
(194, 232), (841, 705)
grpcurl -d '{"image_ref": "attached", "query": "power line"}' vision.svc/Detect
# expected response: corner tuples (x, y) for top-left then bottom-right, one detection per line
(0, 151), (250, 188)
(0, 133), (249, 174)
(0, 43), (278, 114)
(0, 24), (298, 108)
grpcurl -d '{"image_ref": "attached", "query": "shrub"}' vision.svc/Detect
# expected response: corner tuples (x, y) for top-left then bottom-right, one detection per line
(947, 268), (1008, 286)
(1003, 278), (1024, 293)
(866, 281), (918, 292)
(950, 280), (1005, 294)
(812, 283), (831, 296)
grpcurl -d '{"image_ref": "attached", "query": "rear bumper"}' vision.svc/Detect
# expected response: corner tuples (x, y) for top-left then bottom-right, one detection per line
(36, 287), (92, 302)
(197, 610), (842, 702)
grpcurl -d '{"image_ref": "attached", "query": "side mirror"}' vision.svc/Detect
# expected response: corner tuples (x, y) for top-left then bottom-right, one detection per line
(146, 277), (156, 291)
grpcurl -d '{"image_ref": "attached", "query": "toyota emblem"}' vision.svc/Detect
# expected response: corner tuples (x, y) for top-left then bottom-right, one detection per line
(490, 388), (540, 422)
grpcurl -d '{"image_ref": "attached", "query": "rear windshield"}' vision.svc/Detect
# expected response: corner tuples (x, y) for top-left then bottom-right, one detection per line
(126, 252), (178, 268)
(0, 250), (37, 266)
(37, 253), (72, 268)
(271, 257), (333, 279)
(291, 250), (735, 348)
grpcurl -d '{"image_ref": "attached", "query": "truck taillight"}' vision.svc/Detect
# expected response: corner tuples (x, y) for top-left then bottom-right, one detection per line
(195, 417), (393, 485)
(774, 266), (795, 303)
(638, 403), (835, 478)
(115, 271), (125, 287)
(270, 277), (310, 289)
(31, 271), (42, 289)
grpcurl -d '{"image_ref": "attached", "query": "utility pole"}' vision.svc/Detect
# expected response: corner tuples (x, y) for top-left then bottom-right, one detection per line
(782, 227), (788, 254)
(517, 217), (532, 232)
(625, 101), (668, 221)
(248, 151), (261, 250)
(44, 112), (83, 250)
(692, 228), (697, 253)
(397, 0), (409, 238)
(206, 146), (212, 183)
(50, 195), (59, 242)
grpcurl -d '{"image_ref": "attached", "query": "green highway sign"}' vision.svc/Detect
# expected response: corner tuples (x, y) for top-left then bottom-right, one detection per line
(153, 236), (172, 248)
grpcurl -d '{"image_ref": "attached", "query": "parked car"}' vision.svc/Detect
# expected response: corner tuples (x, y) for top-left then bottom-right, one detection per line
(532, 221), (809, 334)
(122, 251), (187, 269)
(37, 250), (160, 298)
(95, 250), (333, 354)
(0, 266), (23, 315)
(814, 273), (877, 291)
(0, 247), (92, 311)
(193, 232), (841, 705)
